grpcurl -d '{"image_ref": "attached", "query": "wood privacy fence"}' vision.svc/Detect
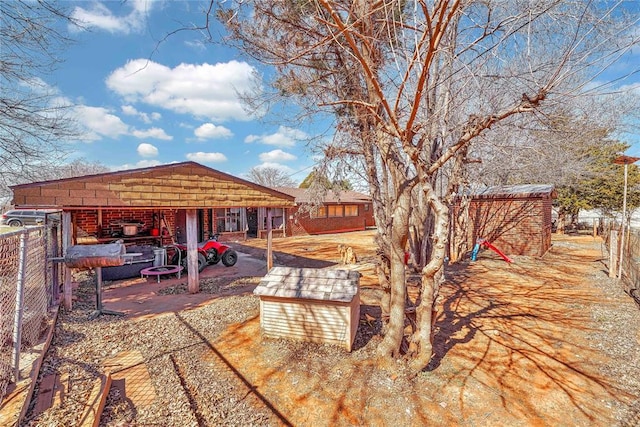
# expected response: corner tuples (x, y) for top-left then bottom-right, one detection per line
(0, 225), (62, 402)
(600, 220), (640, 306)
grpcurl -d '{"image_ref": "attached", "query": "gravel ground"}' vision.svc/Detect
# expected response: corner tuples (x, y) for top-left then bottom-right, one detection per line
(18, 233), (640, 426)
(22, 274), (275, 426)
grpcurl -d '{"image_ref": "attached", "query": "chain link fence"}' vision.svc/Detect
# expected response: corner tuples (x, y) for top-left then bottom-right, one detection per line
(0, 224), (62, 400)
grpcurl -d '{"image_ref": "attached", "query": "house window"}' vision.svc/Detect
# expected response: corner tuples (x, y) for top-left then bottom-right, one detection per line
(268, 208), (284, 229)
(344, 205), (358, 217)
(215, 208), (245, 232)
(328, 205), (344, 217)
(311, 206), (327, 218)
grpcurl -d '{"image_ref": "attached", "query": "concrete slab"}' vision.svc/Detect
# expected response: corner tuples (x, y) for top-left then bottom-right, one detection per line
(101, 250), (267, 320)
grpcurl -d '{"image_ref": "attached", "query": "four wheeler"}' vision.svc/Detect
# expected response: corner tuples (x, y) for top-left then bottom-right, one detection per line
(170, 233), (238, 273)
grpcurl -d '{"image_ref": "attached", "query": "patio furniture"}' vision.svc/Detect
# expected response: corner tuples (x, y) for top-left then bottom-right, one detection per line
(140, 265), (183, 283)
(101, 245), (156, 281)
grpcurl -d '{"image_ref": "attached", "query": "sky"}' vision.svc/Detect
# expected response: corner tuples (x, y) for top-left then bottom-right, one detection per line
(41, 1), (640, 182)
(49, 0), (323, 184)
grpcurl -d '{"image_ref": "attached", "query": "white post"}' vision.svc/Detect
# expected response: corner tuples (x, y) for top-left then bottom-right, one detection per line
(618, 163), (628, 279)
(266, 208), (273, 271)
(12, 232), (28, 381)
(609, 229), (618, 278)
(62, 212), (72, 310)
(186, 209), (199, 293)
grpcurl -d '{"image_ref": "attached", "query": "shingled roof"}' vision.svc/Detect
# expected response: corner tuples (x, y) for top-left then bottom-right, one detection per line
(11, 161), (295, 209)
(271, 187), (371, 204)
(468, 184), (556, 200)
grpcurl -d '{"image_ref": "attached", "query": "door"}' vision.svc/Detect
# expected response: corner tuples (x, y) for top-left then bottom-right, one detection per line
(176, 209), (205, 243)
(247, 208), (258, 237)
(175, 210), (186, 243)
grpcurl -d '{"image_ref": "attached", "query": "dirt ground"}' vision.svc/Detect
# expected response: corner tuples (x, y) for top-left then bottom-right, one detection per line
(22, 231), (640, 426)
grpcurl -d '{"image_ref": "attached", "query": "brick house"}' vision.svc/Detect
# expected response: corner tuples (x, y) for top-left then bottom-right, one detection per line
(453, 184), (556, 257)
(268, 187), (375, 237)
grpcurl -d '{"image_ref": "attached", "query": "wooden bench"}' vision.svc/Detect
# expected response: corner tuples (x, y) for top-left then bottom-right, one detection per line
(254, 267), (360, 351)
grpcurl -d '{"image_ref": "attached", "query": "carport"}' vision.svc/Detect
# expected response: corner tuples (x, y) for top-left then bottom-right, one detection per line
(10, 161), (295, 310)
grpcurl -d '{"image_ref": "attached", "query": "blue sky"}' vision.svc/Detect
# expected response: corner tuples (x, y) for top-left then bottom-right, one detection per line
(50, 0), (322, 183)
(46, 1), (640, 180)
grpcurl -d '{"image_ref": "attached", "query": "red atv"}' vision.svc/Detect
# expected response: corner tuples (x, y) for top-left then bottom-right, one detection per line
(170, 234), (238, 273)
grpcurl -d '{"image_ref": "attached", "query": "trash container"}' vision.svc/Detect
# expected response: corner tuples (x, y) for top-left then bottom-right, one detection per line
(153, 248), (166, 267)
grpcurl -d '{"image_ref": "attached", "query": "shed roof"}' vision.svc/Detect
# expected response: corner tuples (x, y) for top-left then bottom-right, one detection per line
(11, 161), (295, 209)
(272, 187), (371, 204)
(254, 267), (360, 302)
(469, 184), (556, 200)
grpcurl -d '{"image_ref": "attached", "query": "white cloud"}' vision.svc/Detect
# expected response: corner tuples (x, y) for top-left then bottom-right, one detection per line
(132, 127), (173, 140)
(194, 123), (233, 140)
(116, 160), (162, 170)
(121, 105), (161, 124)
(137, 143), (158, 158)
(74, 105), (129, 141)
(255, 162), (296, 174)
(186, 152), (228, 163)
(106, 59), (261, 122)
(259, 149), (297, 163)
(70, 0), (150, 34)
(244, 126), (308, 148)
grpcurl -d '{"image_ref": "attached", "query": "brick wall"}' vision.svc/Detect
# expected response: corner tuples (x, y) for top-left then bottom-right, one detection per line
(456, 196), (553, 257)
(284, 203), (374, 236)
(72, 209), (176, 241)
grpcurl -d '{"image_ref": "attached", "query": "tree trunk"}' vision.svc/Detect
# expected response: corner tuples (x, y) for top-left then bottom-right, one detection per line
(376, 189), (411, 358)
(409, 183), (449, 373)
(449, 195), (470, 263)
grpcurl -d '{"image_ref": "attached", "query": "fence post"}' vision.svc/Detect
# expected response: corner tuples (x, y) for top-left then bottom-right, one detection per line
(609, 229), (618, 278)
(12, 231), (28, 381)
(62, 212), (73, 310)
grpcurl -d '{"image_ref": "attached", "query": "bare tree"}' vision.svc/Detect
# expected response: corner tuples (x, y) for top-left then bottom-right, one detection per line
(0, 0), (78, 199)
(39, 158), (110, 181)
(218, 1), (639, 373)
(248, 166), (298, 187)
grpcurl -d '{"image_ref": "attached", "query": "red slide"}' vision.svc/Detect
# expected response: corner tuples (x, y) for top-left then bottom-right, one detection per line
(481, 240), (513, 263)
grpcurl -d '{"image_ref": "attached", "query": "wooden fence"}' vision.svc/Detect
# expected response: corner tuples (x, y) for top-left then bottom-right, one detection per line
(600, 220), (640, 306)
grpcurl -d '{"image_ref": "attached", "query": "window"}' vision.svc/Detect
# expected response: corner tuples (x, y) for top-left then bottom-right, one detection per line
(328, 205), (343, 217)
(310, 206), (327, 218)
(268, 208), (284, 229)
(344, 205), (358, 217)
(215, 208), (245, 232)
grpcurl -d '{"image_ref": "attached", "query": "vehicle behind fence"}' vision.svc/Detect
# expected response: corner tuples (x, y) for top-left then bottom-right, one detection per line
(0, 225), (61, 401)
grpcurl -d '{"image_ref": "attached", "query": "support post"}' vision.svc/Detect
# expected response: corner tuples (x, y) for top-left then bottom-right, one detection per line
(186, 209), (199, 293)
(619, 163), (629, 279)
(12, 232), (28, 381)
(62, 212), (73, 310)
(267, 208), (273, 271)
(609, 230), (619, 278)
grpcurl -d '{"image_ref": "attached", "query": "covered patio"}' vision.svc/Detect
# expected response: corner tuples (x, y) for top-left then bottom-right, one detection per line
(10, 161), (295, 309)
